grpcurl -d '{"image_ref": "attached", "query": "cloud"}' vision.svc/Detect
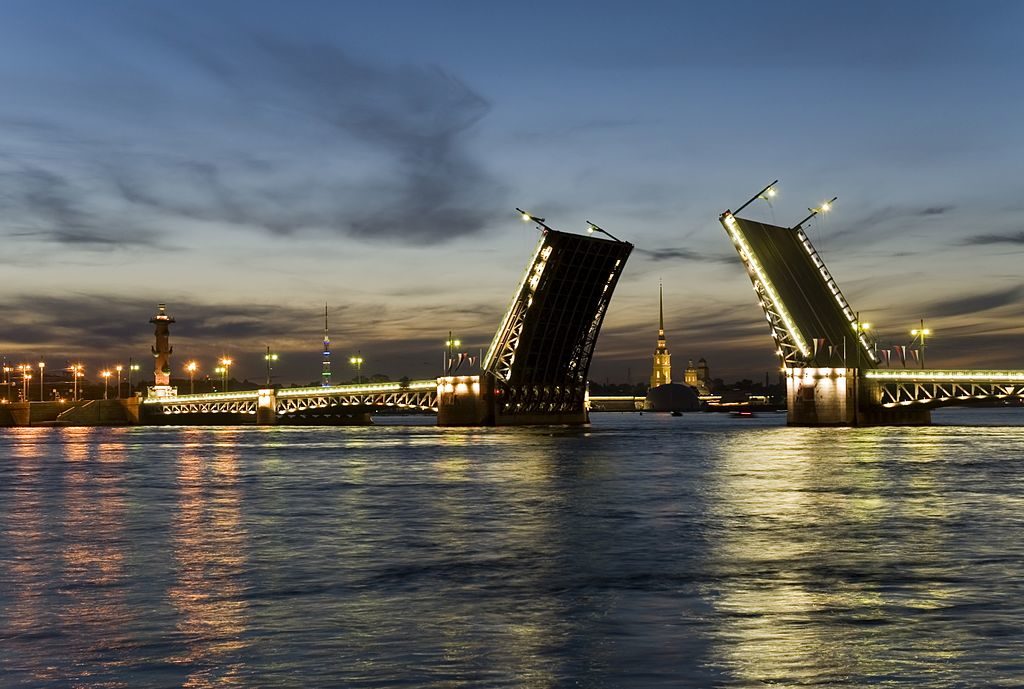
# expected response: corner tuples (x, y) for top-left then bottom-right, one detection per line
(133, 30), (503, 243)
(0, 19), (504, 247)
(815, 203), (956, 249)
(925, 285), (1024, 318)
(959, 231), (1024, 246)
(0, 163), (165, 249)
(634, 247), (734, 263)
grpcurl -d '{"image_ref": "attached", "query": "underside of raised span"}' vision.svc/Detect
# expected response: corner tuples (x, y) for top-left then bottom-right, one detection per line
(446, 227), (632, 425)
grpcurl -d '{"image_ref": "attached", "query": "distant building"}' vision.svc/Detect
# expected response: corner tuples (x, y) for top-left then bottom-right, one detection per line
(645, 284), (701, 412)
(650, 282), (671, 388)
(684, 357), (712, 396)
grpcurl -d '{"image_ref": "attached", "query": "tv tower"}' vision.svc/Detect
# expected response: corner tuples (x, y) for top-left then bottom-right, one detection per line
(321, 303), (331, 387)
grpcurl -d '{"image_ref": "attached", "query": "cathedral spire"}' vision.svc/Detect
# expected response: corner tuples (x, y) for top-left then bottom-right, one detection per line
(650, 283), (671, 388)
(659, 280), (665, 335)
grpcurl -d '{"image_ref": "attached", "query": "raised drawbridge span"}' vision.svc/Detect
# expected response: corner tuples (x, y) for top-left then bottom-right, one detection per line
(140, 220), (632, 426)
(721, 181), (1024, 425)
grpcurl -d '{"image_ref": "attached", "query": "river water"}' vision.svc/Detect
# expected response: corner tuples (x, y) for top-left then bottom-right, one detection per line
(1, 409), (1023, 688)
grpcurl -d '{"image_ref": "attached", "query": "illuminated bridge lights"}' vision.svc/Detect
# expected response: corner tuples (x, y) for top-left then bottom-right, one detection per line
(865, 369), (1024, 409)
(720, 212), (810, 360)
(864, 370), (1024, 383)
(143, 379), (441, 416)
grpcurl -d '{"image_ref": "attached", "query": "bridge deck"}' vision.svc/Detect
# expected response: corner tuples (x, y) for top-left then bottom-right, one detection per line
(140, 380), (437, 406)
(864, 369), (1024, 409)
(729, 215), (870, 367)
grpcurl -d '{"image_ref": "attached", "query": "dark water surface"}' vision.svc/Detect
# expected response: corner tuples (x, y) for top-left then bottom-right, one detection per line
(2, 409), (1024, 687)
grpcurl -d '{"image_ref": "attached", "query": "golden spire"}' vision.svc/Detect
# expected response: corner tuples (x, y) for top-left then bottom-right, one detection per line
(651, 281), (671, 388)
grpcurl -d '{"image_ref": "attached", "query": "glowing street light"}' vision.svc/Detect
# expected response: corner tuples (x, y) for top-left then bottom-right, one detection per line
(38, 361), (46, 401)
(70, 364), (84, 401)
(911, 320), (932, 369)
(444, 332), (462, 375)
(516, 207), (555, 232)
(264, 347), (279, 386)
(185, 361), (198, 395)
(127, 358), (140, 396)
(349, 352), (364, 385)
(585, 220), (622, 242)
(21, 367), (32, 402)
(219, 357), (233, 391)
(101, 370), (111, 400)
(2, 364), (11, 402)
(115, 364), (123, 399)
(792, 196), (839, 230)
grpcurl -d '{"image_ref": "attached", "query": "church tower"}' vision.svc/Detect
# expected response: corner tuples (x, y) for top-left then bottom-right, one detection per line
(650, 282), (671, 388)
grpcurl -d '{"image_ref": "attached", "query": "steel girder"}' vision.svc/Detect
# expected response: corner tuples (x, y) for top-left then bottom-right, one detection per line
(873, 380), (1024, 408)
(276, 389), (436, 414)
(145, 381), (438, 417)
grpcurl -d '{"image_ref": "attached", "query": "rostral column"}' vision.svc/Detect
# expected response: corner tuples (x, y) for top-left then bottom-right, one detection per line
(150, 303), (176, 395)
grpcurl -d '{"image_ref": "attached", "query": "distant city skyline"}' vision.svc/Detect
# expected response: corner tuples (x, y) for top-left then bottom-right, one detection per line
(3, 1), (1024, 384)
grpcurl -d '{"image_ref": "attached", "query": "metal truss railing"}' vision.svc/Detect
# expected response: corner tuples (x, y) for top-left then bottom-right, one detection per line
(794, 227), (878, 365)
(720, 212), (809, 366)
(143, 380), (438, 416)
(276, 388), (436, 414)
(484, 238), (552, 383)
(864, 369), (1024, 408)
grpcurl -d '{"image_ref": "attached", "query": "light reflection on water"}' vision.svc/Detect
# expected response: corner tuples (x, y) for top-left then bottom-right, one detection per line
(1, 409), (1024, 687)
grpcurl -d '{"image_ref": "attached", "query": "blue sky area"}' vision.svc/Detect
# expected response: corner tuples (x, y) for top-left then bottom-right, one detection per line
(2, 1), (1024, 385)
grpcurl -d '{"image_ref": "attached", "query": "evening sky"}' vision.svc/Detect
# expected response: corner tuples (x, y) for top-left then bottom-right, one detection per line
(2, 1), (1023, 384)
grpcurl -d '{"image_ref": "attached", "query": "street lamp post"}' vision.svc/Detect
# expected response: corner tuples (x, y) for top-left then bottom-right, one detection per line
(220, 357), (232, 391)
(38, 361), (46, 401)
(128, 359), (140, 396)
(185, 361), (198, 395)
(2, 365), (11, 402)
(22, 368), (32, 402)
(585, 221), (623, 242)
(911, 320), (932, 369)
(349, 352), (364, 384)
(115, 364), (123, 399)
(101, 370), (111, 400)
(70, 364), (83, 401)
(444, 332), (461, 375)
(264, 347), (278, 387)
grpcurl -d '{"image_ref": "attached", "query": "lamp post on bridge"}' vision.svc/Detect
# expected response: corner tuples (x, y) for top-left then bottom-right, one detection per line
(2, 364), (11, 402)
(264, 347), (278, 387)
(349, 352), (364, 385)
(115, 364), (123, 399)
(38, 361), (45, 401)
(444, 333), (461, 376)
(911, 320), (932, 369)
(20, 367), (32, 402)
(127, 359), (140, 397)
(101, 370), (111, 400)
(70, 364), (84, 401)
(585, 221), (623, 242)
(218, 357), (232, 391)
(185, 361), (198, 395)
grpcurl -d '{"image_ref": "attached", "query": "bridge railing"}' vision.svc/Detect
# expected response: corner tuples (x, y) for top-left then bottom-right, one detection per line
(142, 379), (439, 405)
(864, 370), (1024, 383)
